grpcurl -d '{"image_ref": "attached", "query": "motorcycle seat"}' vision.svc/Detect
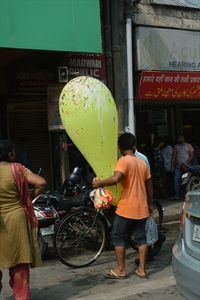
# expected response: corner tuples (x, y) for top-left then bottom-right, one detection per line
(185, 164), (200, 173)
(57, 193), (86, 210)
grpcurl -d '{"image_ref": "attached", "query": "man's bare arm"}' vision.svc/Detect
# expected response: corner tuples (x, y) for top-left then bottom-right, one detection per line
(186, 151), (194, 164)
(145, 178), (153, 213)
(172, 148), (176, 170)
(93, 171), (124, 189)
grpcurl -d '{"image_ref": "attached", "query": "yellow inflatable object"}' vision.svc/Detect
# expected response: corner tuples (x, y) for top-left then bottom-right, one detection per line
(59, 76), (121, 205)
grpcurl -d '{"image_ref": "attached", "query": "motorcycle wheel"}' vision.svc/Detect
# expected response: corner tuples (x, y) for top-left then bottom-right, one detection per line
(39, 232), (48, 259)
(186, 176), (200, 192)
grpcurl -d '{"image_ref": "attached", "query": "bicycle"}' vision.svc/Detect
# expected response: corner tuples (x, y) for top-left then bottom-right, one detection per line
(54, 194), (163, 268)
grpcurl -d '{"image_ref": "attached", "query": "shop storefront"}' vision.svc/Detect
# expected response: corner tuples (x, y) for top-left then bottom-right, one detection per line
(135, 26), (200, 146)
(0, 0), (102, 187)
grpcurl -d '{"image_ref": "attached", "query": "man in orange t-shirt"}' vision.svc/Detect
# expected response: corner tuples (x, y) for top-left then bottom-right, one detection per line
(93, 133), (153, 279)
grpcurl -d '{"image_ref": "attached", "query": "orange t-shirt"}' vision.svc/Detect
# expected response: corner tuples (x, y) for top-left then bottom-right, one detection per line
(115, 155), (151, 220)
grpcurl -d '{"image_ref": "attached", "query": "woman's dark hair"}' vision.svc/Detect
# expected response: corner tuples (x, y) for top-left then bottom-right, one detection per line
(0, 140), (15, 162)
(118, 133), (137, 150)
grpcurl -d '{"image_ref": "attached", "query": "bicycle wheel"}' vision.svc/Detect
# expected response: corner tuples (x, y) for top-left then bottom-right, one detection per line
(54, 207), (107, 268)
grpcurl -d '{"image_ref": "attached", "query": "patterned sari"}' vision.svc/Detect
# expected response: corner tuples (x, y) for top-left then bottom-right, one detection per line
(11, 163), (42, 268)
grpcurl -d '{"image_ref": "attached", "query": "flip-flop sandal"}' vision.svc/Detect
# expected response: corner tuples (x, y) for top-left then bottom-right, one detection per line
(104, 269), (127, 279)
(135, 269), (149, 279)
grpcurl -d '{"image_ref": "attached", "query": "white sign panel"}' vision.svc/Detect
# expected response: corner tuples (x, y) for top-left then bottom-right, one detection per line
(136, 27), (200, 71)
(151, 0), (200, 8)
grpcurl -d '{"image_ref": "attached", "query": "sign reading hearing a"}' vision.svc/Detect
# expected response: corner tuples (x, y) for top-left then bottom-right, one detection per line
(150, 0), (200, 9)
(136, 27), (200, 72)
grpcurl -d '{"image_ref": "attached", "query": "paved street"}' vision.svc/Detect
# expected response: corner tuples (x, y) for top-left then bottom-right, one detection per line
(1, 221), (186, 300)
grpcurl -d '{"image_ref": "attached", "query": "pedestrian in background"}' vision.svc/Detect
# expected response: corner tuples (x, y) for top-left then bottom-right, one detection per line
(93, 133), (153, 279)
(172, 134), (194, 200)
(162, 137), (174, 197)
(0, 140), (46, 300)
(151, 137), (165, 198)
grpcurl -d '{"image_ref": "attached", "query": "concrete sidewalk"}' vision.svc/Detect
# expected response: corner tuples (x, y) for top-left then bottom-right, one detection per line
(156, 198), (183, 223)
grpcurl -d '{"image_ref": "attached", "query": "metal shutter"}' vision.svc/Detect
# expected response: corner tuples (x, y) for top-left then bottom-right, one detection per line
(7, 111), (52, 187)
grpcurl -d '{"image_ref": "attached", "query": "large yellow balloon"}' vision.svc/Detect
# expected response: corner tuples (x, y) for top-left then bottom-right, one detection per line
(59, 76), (121, 205)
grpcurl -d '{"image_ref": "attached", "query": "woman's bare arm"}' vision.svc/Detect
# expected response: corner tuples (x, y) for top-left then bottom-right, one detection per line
(27, 173), (47, 197)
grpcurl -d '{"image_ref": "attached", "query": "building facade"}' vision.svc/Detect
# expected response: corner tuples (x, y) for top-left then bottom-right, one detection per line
(133, 0), (200, 146)
(109, 0), (200, 147)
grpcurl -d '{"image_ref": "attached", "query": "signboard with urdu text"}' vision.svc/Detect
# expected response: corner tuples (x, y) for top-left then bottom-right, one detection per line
(139, 71), (200, 99)
(150, 0), (200, 9)
(136, 27), (200, 71)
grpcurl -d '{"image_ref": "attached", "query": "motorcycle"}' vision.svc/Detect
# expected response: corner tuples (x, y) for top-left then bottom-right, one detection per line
(33, 196), (59, 258)
(38, 167), (92, 214)
(33, 167), (92, 258)
(181, 164), (200, 193)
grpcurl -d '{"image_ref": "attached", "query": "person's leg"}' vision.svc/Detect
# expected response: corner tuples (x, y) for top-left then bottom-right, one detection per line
(167, 172), (174, 197)
(108, 214), (130, 277)
(114, 246), (126, 274)
(0, 270), (2, 293)
(9, 263), (30, 300)
(137, 244), (148, 276)
(133, 219), (148, 276)
(174, 167), (182, 198)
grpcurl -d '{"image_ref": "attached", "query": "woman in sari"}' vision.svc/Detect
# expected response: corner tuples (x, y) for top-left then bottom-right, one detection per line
(0, 140), (47, 300)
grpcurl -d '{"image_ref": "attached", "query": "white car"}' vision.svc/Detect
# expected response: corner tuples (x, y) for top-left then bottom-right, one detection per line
(172, 191), (200, 300)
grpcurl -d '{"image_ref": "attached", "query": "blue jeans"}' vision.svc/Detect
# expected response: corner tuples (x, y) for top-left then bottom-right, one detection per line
(174, 167), (182, 198)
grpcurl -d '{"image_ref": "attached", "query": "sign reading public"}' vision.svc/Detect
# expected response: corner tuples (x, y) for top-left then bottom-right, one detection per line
(150, 0), (200, 9)
(139, 71), (200, 99)
(136, 27), (200, 72)
(64, 53), (106, 83)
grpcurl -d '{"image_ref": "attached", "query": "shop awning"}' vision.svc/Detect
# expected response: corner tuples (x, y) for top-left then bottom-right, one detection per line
(0, 0), (102, 53)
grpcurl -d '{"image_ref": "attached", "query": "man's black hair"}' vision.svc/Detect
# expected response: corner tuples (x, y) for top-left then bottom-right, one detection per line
(118, 133), (137, 150)
(0, 140), (15, 162)
(177, 132), (184, 138)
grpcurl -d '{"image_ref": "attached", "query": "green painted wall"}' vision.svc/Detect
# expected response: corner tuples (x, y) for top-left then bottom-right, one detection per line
(0, 0), (102, 53)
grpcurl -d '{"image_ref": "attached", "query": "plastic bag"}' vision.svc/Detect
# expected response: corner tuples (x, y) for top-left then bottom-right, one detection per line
(145, 216), (159, 246)
(93, 187), (113, 210)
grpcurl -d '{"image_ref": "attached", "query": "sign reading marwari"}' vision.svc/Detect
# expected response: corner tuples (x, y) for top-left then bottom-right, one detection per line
(64, 53), (106, 83)
(150, 0), (200, 8)
(136, 27), (200, 71)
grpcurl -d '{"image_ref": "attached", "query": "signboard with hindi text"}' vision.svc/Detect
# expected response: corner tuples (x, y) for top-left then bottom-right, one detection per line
(139, 71), (200, 99)
(150, 0), (200, 9)
(136, 27), (200, 71)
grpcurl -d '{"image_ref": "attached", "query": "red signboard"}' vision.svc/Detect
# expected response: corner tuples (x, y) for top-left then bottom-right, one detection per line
(139, 71), (200, 99)
(15, 69), (55, 95)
